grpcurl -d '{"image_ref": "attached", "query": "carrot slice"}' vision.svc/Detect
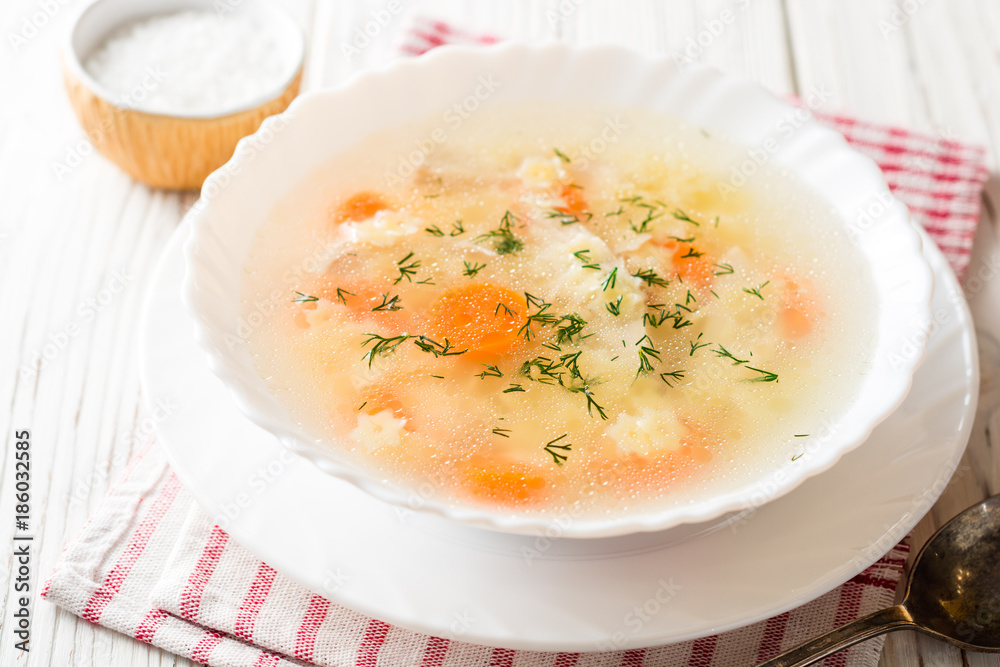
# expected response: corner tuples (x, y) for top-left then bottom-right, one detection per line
(658, 239), (714, 288)
(780, 306), (812, 338)
(430, 283), (527, 358)
(778, 278), (817, 338)
(558, 184), (587, 215)
(462, 462), (548, 506)
(333, 192), (389, 224)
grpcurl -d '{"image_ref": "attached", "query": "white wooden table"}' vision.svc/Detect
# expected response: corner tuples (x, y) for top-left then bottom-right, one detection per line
(1, 1), (998, 665)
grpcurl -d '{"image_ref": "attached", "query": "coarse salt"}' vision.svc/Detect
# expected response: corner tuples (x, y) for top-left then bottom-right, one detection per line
(83, 10), (293, 115)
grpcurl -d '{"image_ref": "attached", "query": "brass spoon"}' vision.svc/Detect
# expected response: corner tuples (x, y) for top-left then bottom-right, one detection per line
(758, 494), (1000, 666)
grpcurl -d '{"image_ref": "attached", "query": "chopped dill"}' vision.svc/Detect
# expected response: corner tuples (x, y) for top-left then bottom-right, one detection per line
(476, 210), (523, 255)
(522, 352), (603, 419)
(791, 453), (804, 461)
(518, 310), (559, 341)
(503, 384), (525, 393)
(494, 234), (523, 255)
(559, 351), (583, 378)
(524, 292), (550, 310)
(642, 310), (666, 329)
(689, 333), (710, 356)
(331, 288), (355, 305)
(713, 263), (734, 276)
(546, 209), (593, 225)
(424, 193), (441, 199)
(605, 206), (625, 217)
(430, 374), (444, 379)
(360, 333), (410, 368)
(680, 247), (704, 259)
(713, 344), (749, 365)
(492, 427), (511, 438)
(636, 345), (660, 375)
(292, 291), (319, 303)
(413, 336), (468, 357)
(580, 386), (608, 420)
(425, 224), (445, 237)
(553, 147), (571, 163)
(672, 209), (700, 226)
(668, 235), (696, 243)
(541, 341), (562, 351)
(372, 292), (403, 311)
(463, 261), (486, 278)
(636, 338), (661, 374)
(601, 267), (618, 291)
(495, 302), (517, 318)
(521, 356), (558, 385)
(606, 295), (623, 316)
(631, 268), (670, 288)
(478, 364), (504, 379)
(743, 281), (770, 300)
(450, 220), (466, 236)
(686, 290), (696, 306)
(416, 278), (436, 285)
(358, 401), (367, 411)
(745, 366), (778, 382)
(671, 313), (694, 329)
(393, 252), (421, 284)
(660, 370), (686, 387)
(554, 314), (588, 345)
(710, 289), (720, 299)
(518, 292), (558, 341)
(629, 209), (664, 234)
(543, 434), (571, 465)
(794, 434), (809, 438)
(573, 248), (600, 270)
(645, 303), (692, 330)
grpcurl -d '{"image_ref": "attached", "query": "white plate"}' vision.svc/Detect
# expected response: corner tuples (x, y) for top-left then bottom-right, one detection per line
(140, 220), (977, 651)
(183, 43), (933, 537)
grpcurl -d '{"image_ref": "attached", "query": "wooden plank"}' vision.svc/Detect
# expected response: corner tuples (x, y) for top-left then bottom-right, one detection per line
(784, 0), (929, 123)
(0, 1), (310, 665)
(693, 0), (796, 95)
(942, 3), (1000, 168)
(903, 1), (996, 159)
(783, 1), (999, 666)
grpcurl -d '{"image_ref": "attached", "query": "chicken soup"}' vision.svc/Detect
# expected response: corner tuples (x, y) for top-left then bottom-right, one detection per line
(242, 103), (876, 519)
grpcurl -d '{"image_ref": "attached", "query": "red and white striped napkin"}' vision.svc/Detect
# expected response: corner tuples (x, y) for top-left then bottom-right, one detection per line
(43, 18), (990, 667)
(44, 442), (914, 667)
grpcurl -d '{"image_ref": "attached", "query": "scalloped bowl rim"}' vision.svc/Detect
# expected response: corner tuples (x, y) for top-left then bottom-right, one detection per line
(183, 42), (933, 538)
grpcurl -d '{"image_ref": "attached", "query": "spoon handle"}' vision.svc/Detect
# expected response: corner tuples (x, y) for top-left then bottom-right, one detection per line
(756, 605), (917, 667)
